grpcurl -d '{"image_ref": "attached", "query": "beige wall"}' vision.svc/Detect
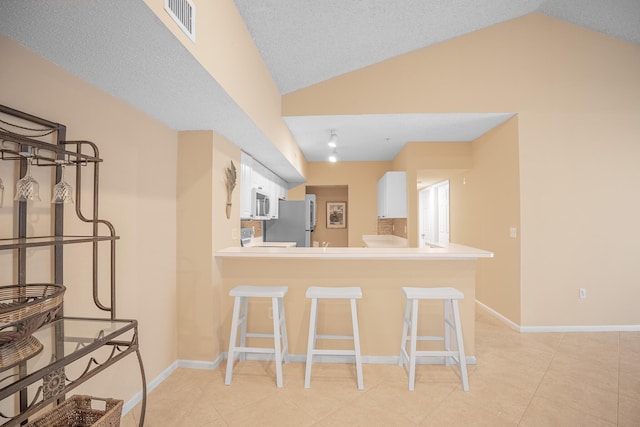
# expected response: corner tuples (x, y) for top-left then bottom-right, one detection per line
(283, 14), (640, 328)
(453, 117), (521, 324)
(177, 131), (240, 361)
(291, 162), (391, 247)
(0, 36), (178, 401)
(307, 185), (349, 247)
(143, 0), (307, 179)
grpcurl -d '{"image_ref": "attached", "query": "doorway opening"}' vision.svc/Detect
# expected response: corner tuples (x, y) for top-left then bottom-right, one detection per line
(418, 180), (450, 247)
(306, 185), (349, 247)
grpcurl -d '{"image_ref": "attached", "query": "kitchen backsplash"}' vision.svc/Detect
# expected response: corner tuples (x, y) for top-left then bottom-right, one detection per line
(377, 218), (407, 238)
(240, 220), (262, 237)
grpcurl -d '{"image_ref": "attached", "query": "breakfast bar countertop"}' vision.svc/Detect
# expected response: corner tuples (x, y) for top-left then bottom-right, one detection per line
(216, 243), (493, 260)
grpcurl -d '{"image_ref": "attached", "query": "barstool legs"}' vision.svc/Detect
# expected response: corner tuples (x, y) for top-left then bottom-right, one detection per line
(351, 298), (364, 390)
(451, 299), (469, 391)
(225, 286), (289, 388)
(304, 287), (364, 390)
(304, 298), (318, 388)
(272, 297), (284, 387)
(225, 296), (242, 385)
(399, 287), (469, 391)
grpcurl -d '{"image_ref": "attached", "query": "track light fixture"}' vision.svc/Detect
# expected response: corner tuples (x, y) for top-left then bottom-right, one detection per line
(328, 130), (337, 148)
(329, 148), (338, 163)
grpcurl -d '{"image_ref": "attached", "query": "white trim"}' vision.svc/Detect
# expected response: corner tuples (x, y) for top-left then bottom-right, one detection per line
(475, 300), (520, 331)
(177, 353), (225, 370)
(520, 324), (640, 333)
(220, 353), (477, 365)
(475, 300), (640, 333)
(122, 360), (178, 416)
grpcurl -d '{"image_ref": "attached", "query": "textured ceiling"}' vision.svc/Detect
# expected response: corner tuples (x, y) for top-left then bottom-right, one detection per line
(1, 0), (638, 182)
(285, 113), (516, 162)
(234, 0), (640, 94)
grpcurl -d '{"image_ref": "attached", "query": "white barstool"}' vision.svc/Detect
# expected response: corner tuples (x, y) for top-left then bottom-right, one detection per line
(225, 285), (289, 388)
(399, 287), (469, 391)
(305, 286), (364, 390)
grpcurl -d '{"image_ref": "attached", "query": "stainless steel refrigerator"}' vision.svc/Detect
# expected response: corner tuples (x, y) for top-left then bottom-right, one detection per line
(263, 196), (315, 247)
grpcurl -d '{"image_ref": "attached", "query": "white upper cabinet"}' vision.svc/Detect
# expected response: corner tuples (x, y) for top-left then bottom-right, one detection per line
(239, 152), (253, 219)
(240, 152), (288, 220)
(377, 171), (407, 218)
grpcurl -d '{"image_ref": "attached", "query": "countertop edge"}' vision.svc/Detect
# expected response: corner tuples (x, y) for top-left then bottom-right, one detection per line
(215, 244), (494, 260)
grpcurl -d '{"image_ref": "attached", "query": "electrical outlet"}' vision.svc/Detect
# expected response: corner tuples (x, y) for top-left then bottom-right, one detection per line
(579, 288), (586, 300)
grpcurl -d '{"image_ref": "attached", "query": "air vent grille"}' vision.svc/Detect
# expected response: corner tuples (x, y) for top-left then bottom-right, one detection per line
(165, 0), (196, 42)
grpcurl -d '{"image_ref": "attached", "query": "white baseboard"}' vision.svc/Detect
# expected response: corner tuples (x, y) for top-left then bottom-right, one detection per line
(122, 360), (178, 416)
(475, 300), (640, 333)
(475, 300), (521, 331)
(520, 324), (640, 333)
(177, 353), (225, 370)
(180, 353), (477, 366)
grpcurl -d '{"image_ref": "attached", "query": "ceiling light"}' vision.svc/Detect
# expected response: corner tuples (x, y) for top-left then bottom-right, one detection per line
(328, 130), (337, 148)
(329, 148), (337, 162)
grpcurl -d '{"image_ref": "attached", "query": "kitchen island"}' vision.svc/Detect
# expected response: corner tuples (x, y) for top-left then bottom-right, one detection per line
(215, 244), (493, 361)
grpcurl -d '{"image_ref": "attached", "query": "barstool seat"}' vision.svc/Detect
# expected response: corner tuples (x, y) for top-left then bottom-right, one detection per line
(399, 286), (469, 391)
(225, 285), (289, 387)
(305, 286), (364, 390)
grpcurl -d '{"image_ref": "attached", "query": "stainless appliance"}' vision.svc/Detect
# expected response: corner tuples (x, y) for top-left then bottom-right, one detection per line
(264, 195), (316, 247)
(251, 188), (271, 219)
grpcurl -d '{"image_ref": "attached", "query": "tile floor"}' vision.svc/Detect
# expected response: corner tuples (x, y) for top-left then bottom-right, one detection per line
(121, 310), (640, 426)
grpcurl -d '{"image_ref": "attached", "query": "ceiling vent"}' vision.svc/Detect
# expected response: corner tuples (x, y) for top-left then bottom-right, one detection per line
(164, 0), (196, 43)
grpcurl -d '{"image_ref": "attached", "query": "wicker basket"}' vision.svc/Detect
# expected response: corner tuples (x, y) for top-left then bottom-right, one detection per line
(26, 395), (123, 427)
(0, 284), (65, 370)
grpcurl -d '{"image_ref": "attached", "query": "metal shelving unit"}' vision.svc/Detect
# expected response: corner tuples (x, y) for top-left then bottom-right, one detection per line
(0, 105), (146, 426)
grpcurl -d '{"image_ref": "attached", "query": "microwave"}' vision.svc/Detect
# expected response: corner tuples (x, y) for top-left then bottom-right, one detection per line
(251, 188), (271, 219)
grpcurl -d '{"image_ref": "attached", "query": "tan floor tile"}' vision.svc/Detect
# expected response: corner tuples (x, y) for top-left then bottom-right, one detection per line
(301, 361), (365, 390)
(472, 356), (547, 394)
(276, 361), (367, 420)
(359, 362), (409, 387)
(619, 364), (640, 400)
(544, 352), (619, 393)
(619, 331), (640, 354)
(356, 381), (455, 424)
(535, 369), (619, 424)
(313, 392), (419, 427)
(439, 380), (533, 424)
(119, 411), (137, 427)
(519, 395), (616, 427)
(618, 394), (640, 427)
(419, 395), (516, 427)
(556, 332), (620, 364)
(221, 393), (314, 427)
(120, 314), (640, 426)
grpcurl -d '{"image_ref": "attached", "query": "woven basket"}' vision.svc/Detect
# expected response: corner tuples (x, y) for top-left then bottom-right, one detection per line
(26, 395), (123, 427)
(0, 283), (66, 343)
(0, 284), (65, 370)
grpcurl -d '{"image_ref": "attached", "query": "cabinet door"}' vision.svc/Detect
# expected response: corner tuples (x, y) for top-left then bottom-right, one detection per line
(240, 152), (253, 219)
(378, 171), (407, 218)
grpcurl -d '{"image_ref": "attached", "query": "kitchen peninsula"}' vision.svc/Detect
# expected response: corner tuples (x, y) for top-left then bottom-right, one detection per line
(215, 244), (493, 361)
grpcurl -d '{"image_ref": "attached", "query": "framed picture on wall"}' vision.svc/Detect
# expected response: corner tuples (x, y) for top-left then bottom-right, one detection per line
(327, 202), (346, 228)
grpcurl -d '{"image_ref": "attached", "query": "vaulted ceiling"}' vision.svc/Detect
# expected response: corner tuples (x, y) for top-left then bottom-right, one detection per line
(1, 1), (638, 182)
(234, 0), (640, 95)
